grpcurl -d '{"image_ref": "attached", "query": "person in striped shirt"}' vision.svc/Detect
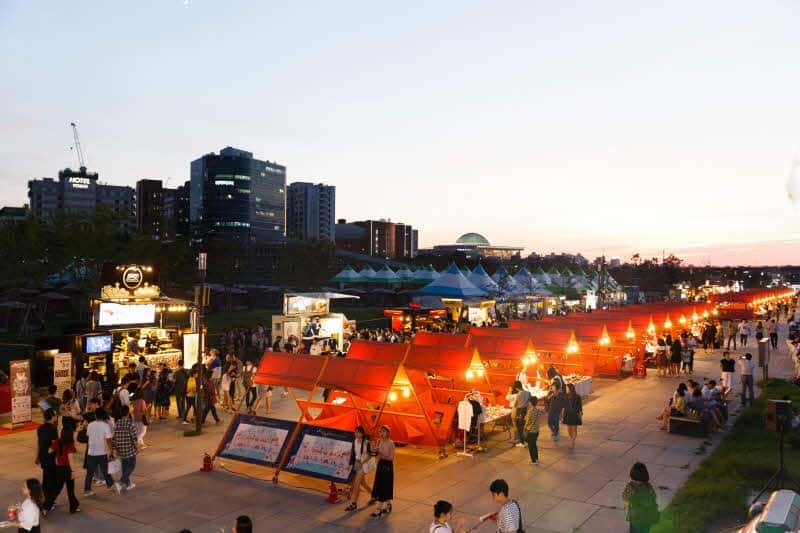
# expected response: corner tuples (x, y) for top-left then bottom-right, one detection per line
(487, 479), (524, 533)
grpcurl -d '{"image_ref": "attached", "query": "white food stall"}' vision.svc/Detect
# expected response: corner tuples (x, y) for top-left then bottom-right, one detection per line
(271, 292), (358, 353)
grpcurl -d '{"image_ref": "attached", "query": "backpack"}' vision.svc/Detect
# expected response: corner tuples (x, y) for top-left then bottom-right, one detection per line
(514, 500), (526, 533)
(629, 484), (660, 526)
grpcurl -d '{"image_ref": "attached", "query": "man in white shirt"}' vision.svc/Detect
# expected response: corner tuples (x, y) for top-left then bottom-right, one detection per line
(118, 379), (131, 408)
(738, 320), (750, 347)
(83, 408), (121, 496)
(739, 353), (755, 407)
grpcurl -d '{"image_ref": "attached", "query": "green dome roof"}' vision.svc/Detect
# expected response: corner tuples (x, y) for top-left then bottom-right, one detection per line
(456, 232), (490, 245)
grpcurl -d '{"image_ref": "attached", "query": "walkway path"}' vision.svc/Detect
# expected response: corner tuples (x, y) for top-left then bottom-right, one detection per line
(0, 325), (795, 532)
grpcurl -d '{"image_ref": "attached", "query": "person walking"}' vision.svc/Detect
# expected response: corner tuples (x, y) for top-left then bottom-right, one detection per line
(344, 426), (373, 512)
(725, 320), (737, 350)
(183, 369), (197, 424)
(60, 389), (83, 433)
(83, 408), (121, 496)
(75, 370), (88, 413)
(12, 479), (43, 533)
(243, 360), (257, 413)
(739, 353), (755, 407)
(173, 360), (189, 423)
(563, 383), (583, 450)
(129, 383), (149, 448)
(35, 408), (59, 513)
(155, 367), (173, 420)
(622, 462), (659, 533)
(252, 381), (272, 415)
(511, 381), (531, 448)
(719, 351), (736, 395)
(546, 383), (566, 441)
(523, 395), (543, 464)
(45, 426), (80, 514)
(768, 319), (779, 349)
(755, 321), (764, 341)
(738, 320), (750, 347)
(487, 479), (524, 533)
(370, 425), (395, 518)
(201, 371), (221, 425)
(669, 338), (682, 377)
(85, 372), (103, 404)
(112, 405), (139, 491)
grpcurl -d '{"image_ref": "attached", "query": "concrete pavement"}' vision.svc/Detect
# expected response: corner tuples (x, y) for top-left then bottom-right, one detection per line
(0, 325), (796, 532)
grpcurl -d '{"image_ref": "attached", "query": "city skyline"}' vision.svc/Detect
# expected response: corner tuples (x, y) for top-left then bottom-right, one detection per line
(2, 1), (799, 265)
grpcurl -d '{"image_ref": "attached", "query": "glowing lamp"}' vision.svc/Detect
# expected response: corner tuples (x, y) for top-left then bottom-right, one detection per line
(664, 314), (673, 329)
(646, 316), (656, 335)
(691, 310), (699, 322)
(678, 315), (687, 325)
(712, 308), (719, 316)
(702, 310), (709, 318)
(566, 331), (580, 354)
(523, 349), (538, 366)
(466, 369), (475, 380)
(598, 324), (611, 346)
(625, 320), (635, 340)
(402, 387), (411, 398)
(388, 391), (398, 402)
(476, 368), (485, 378)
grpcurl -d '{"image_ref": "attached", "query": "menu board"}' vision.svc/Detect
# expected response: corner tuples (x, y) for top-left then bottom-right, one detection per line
(53, 353), (72, 398)
(10, 360), (32, 425)
(216, 415), (296, 468)
(283, 425), (355, 483)
(285, 295), (329, 316)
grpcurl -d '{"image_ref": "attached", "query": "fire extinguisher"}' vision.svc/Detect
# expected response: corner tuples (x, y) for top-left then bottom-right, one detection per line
(201, 453), (213, 472)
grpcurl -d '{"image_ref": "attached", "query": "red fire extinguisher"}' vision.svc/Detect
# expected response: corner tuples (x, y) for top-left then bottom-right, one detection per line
(325, 481), (339, 503)
(201, 453), (213, 472)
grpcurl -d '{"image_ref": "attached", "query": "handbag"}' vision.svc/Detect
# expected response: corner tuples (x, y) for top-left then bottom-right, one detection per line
(361, 457), (377, 474)
(107, 458), (122, 475)
(77, 426), (88, 444)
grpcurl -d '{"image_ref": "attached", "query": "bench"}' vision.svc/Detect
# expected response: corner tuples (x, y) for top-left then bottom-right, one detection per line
(668, 416), (707, 437)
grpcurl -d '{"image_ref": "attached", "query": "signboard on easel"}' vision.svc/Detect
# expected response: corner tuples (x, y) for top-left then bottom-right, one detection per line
(283, 424), (355, 483)
(53, 353), (72, 398)
(10, 360), (32, 426)
(216, 414), (296, 468)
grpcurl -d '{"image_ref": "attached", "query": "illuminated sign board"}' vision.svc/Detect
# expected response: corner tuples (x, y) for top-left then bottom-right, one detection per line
(97, 302), (157, 326)
(68, 177), (91, 189)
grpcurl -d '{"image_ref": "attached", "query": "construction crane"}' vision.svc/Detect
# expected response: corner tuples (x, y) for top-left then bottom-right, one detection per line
(70, 122), (86, 169)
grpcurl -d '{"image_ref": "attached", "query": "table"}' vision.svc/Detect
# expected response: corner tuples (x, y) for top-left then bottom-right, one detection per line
(483, 406), (512, 439)
(565, 376), (593, 397)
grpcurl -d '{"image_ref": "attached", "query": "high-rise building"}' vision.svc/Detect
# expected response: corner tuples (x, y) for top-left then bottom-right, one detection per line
(334, 219), (417, 259)
(28, 167), (135, 229)
(0, 206), (29, 223)
(136, 179), (165, 238)
(286, 182), (335, 242)
(190, 147), (286, 243)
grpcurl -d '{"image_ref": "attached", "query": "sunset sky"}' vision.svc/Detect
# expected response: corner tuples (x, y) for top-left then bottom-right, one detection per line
(2, 1), (799, 265)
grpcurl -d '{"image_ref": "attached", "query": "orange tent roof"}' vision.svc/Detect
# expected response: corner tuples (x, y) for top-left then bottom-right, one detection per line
(346, 340), (409, 363)
(411, 332), (470, 348)
(317, 358), (406, 404)
(254, 352), (326, 390)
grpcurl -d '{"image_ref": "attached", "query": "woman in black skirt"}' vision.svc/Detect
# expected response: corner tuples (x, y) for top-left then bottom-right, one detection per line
(562, 383), (583, 450)
(370, 425), (395, 518)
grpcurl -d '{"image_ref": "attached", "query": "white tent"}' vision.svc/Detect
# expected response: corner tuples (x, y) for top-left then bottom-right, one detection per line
(468, 264), (499, 292)
(417, 263), (487, 298)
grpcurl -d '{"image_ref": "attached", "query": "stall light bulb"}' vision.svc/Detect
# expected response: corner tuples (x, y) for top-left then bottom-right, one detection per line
(388, 391), (398, 402)
(664, 319), (672, 329)
(466, 369), (474, 380)
(625, 330), (635, 340)
(712, 309), (719, 316)
(402, 387), (411, 398)
(599, 335), (610, 346)
(679, 315), (687, 325)
(692, 312), (699, 322)
(702, 310), (709, 318)
(476, 368), (485, 377)
(566, 342), (579, 354)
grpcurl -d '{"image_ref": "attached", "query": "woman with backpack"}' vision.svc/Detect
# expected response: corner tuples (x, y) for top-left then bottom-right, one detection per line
(623, 462), (660, 532)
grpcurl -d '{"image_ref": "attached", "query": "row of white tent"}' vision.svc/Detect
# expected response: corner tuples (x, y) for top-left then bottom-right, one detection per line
(330, 263), (623, 297)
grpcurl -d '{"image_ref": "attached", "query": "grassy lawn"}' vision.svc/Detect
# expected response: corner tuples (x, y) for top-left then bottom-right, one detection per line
(652, 378), (800, 533)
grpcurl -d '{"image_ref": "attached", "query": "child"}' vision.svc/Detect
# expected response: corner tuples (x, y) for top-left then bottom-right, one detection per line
(622, 463), (659, 533)
(13, 478), (43, 533)
(430, 500), (465, 533)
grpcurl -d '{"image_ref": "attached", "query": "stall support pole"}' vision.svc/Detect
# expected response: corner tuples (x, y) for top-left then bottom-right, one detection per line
(457, 429), (473, 458)
(194, 253), (207, 436)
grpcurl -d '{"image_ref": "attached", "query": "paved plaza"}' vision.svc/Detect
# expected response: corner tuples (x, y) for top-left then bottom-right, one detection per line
(1, 331), (795, 532)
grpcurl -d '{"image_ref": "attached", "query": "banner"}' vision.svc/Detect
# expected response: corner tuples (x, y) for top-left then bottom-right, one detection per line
(283, 424), (355, 483)
(10, 360), (32, 425)
(53, 353), (72, 398)
(183, 333), (200, 370)
(216, 415), (296, 468)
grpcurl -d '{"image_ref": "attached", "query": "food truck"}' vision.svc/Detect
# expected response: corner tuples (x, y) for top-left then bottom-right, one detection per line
(80, 263), (197, 378)
(383, 304), (447, 332)
(271, 292), (357, 352)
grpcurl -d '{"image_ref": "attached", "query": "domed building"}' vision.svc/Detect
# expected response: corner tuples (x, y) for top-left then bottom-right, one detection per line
(419, 232), (523, 260)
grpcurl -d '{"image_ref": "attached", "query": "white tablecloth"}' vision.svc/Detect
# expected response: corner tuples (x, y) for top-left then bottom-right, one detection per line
(566, 376), (592, 397)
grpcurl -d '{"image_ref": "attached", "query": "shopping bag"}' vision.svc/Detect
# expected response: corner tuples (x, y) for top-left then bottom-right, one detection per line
(361, 457), (377, 474)
(107, 458), (122, 475)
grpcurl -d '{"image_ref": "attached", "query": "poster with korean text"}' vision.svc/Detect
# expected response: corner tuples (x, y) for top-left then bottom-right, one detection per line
(283, 424), (355, 483)
(53, 353), (72, 398)
(216, 414), (296, 467)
